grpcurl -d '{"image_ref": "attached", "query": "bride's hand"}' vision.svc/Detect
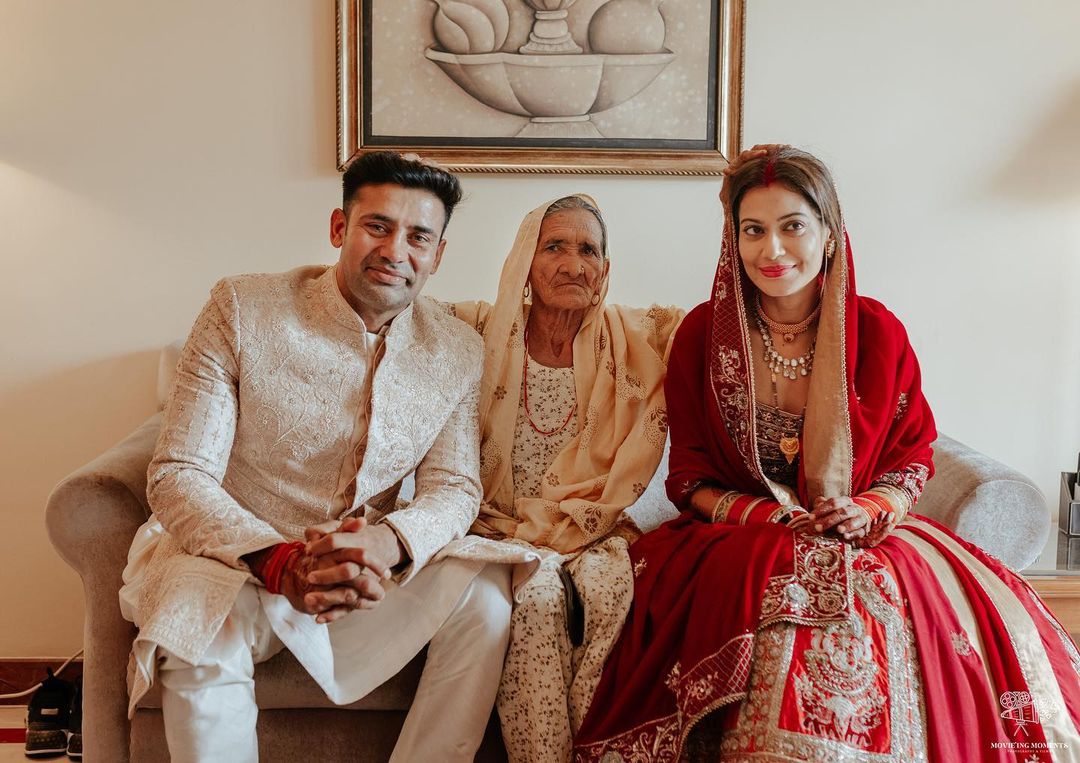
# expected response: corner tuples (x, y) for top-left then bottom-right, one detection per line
(810, 496), (870, 542)
(853, 511), (899, 548)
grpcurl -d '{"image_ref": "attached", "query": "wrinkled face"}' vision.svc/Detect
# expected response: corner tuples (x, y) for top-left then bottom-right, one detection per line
(330, 183), (446, 321)
(528, 208), (608, 312)
(737, 184), (830, 301)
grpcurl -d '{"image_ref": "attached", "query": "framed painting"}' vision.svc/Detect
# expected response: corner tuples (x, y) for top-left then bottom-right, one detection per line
(336, 0), (744, 175)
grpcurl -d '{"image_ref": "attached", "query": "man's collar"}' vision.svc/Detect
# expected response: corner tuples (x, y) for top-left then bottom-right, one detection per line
(320, 264), (413, 338)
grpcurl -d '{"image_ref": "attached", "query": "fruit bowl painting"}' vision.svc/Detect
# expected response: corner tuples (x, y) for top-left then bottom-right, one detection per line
(336, 0), (745, 174)
(423, 49), (676, 138)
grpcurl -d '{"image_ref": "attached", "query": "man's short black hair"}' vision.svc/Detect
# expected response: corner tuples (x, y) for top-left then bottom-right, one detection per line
(342, 151), (463, 233)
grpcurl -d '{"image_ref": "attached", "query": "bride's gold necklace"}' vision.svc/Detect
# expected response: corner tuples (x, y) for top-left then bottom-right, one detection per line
(756, 294), (821, 344)
(753, 300), (819, 465)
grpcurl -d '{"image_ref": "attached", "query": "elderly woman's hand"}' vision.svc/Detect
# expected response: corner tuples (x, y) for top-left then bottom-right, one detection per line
(809, 496), (871, 542)
(400, 152), (447, 171)
(720, 144), (791, 208)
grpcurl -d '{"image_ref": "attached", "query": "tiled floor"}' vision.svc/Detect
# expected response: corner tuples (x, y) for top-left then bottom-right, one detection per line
(0, 746), (29, 762)
(0, 707), (31, 761)
(0, 706), (22, 728)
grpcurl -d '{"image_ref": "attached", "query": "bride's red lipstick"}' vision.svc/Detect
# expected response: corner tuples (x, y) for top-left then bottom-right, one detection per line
(759, 265), (792, 278)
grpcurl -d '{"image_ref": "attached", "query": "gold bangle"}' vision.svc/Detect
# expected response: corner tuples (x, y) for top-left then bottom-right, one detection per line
(711, 490), (740, 523)
(787, 511), (813, 530)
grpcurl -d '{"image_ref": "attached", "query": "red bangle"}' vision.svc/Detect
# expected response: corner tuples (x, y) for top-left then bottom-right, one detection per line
(852, 495), (886, 522)
(252, 542), (305, 595)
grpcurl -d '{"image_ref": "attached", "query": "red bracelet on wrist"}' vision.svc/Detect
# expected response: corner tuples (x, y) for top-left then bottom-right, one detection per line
(252, 541), (305, 595)
(853, 495), (887, 522)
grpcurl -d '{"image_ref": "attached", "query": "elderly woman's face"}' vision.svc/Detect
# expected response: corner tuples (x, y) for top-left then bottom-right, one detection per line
(528, 209), (607, 312)
(737, 184), (829, 302)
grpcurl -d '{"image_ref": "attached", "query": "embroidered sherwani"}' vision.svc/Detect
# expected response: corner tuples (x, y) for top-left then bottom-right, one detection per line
(121, 265), (488, 714)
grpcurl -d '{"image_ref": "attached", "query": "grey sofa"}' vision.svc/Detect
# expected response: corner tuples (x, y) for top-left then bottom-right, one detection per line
(46, 349), (1050, 762)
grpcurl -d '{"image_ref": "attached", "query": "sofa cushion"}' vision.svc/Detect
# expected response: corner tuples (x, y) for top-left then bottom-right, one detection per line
(919, 433), (1049, 570)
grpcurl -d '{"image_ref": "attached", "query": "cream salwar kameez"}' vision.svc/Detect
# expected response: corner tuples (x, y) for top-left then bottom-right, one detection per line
(448, 196), (684, 762)
(496, 358), (636, 762)
(498, 537), (634, 762)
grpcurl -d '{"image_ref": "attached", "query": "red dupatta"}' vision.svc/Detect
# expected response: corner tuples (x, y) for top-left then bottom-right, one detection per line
(666, 214), (936, 510)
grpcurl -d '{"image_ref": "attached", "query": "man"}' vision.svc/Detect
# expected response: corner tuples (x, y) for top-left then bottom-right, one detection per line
(118, 152), (510, 762)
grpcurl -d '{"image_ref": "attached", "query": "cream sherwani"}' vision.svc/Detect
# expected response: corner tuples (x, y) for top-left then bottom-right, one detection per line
(120, 265), (508, 761)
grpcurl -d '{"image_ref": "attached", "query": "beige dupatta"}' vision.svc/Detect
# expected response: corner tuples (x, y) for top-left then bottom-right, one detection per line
(454, 196), (682, 555)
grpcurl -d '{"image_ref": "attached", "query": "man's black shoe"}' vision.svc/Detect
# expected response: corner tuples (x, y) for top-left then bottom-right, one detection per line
(23, 668), (73, 758)
(66, 677), (82, 759)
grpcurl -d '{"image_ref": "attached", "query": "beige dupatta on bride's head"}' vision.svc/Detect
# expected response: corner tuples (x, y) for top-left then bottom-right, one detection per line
(453, 196), (682, 555)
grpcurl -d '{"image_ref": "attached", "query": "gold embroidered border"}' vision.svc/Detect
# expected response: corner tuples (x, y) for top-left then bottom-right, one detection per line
(574, 633), (755, 763)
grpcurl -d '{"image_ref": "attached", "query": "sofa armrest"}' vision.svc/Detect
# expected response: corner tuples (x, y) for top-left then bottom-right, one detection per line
(917, 433), (1049, 571)
(46, 413), (159, 571)
(45, 413), (161, 763)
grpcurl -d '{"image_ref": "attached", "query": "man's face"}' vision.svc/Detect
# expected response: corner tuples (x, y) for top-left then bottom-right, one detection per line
(330, 183), (447, 326)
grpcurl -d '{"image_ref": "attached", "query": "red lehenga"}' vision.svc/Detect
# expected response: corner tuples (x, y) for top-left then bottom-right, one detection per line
(573, 226), (1080, 761)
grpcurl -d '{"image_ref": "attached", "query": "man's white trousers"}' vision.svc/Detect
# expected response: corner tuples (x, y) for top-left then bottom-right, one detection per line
(157, 563), (512, 762)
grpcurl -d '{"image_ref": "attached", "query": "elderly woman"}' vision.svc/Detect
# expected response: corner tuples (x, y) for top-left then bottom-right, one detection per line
(574, 148), (1080, 761)
(449, 195), (682, 762)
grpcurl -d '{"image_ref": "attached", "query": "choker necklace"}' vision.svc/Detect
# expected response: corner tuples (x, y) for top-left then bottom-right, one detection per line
(755, 295), (820, 344)
(522, 329), (577, 437)
(754, 312), (816, 380)
(753, 312), (814, 464)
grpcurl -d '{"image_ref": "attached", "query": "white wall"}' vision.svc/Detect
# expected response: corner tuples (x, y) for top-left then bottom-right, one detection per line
(2, 1), (1078, 657)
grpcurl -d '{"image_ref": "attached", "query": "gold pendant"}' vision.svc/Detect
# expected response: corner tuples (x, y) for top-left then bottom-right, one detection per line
(779, 434), (800, 465)
(783, 332), (795, 343)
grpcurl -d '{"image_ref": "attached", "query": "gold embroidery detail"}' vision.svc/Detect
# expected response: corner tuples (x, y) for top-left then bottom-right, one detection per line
(760, 534), (851, 626)
(721, 554), (926, 760)
(795, 616), (887, 746)
(665, 661), (681, 693)
(895, 391), (909, 420)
